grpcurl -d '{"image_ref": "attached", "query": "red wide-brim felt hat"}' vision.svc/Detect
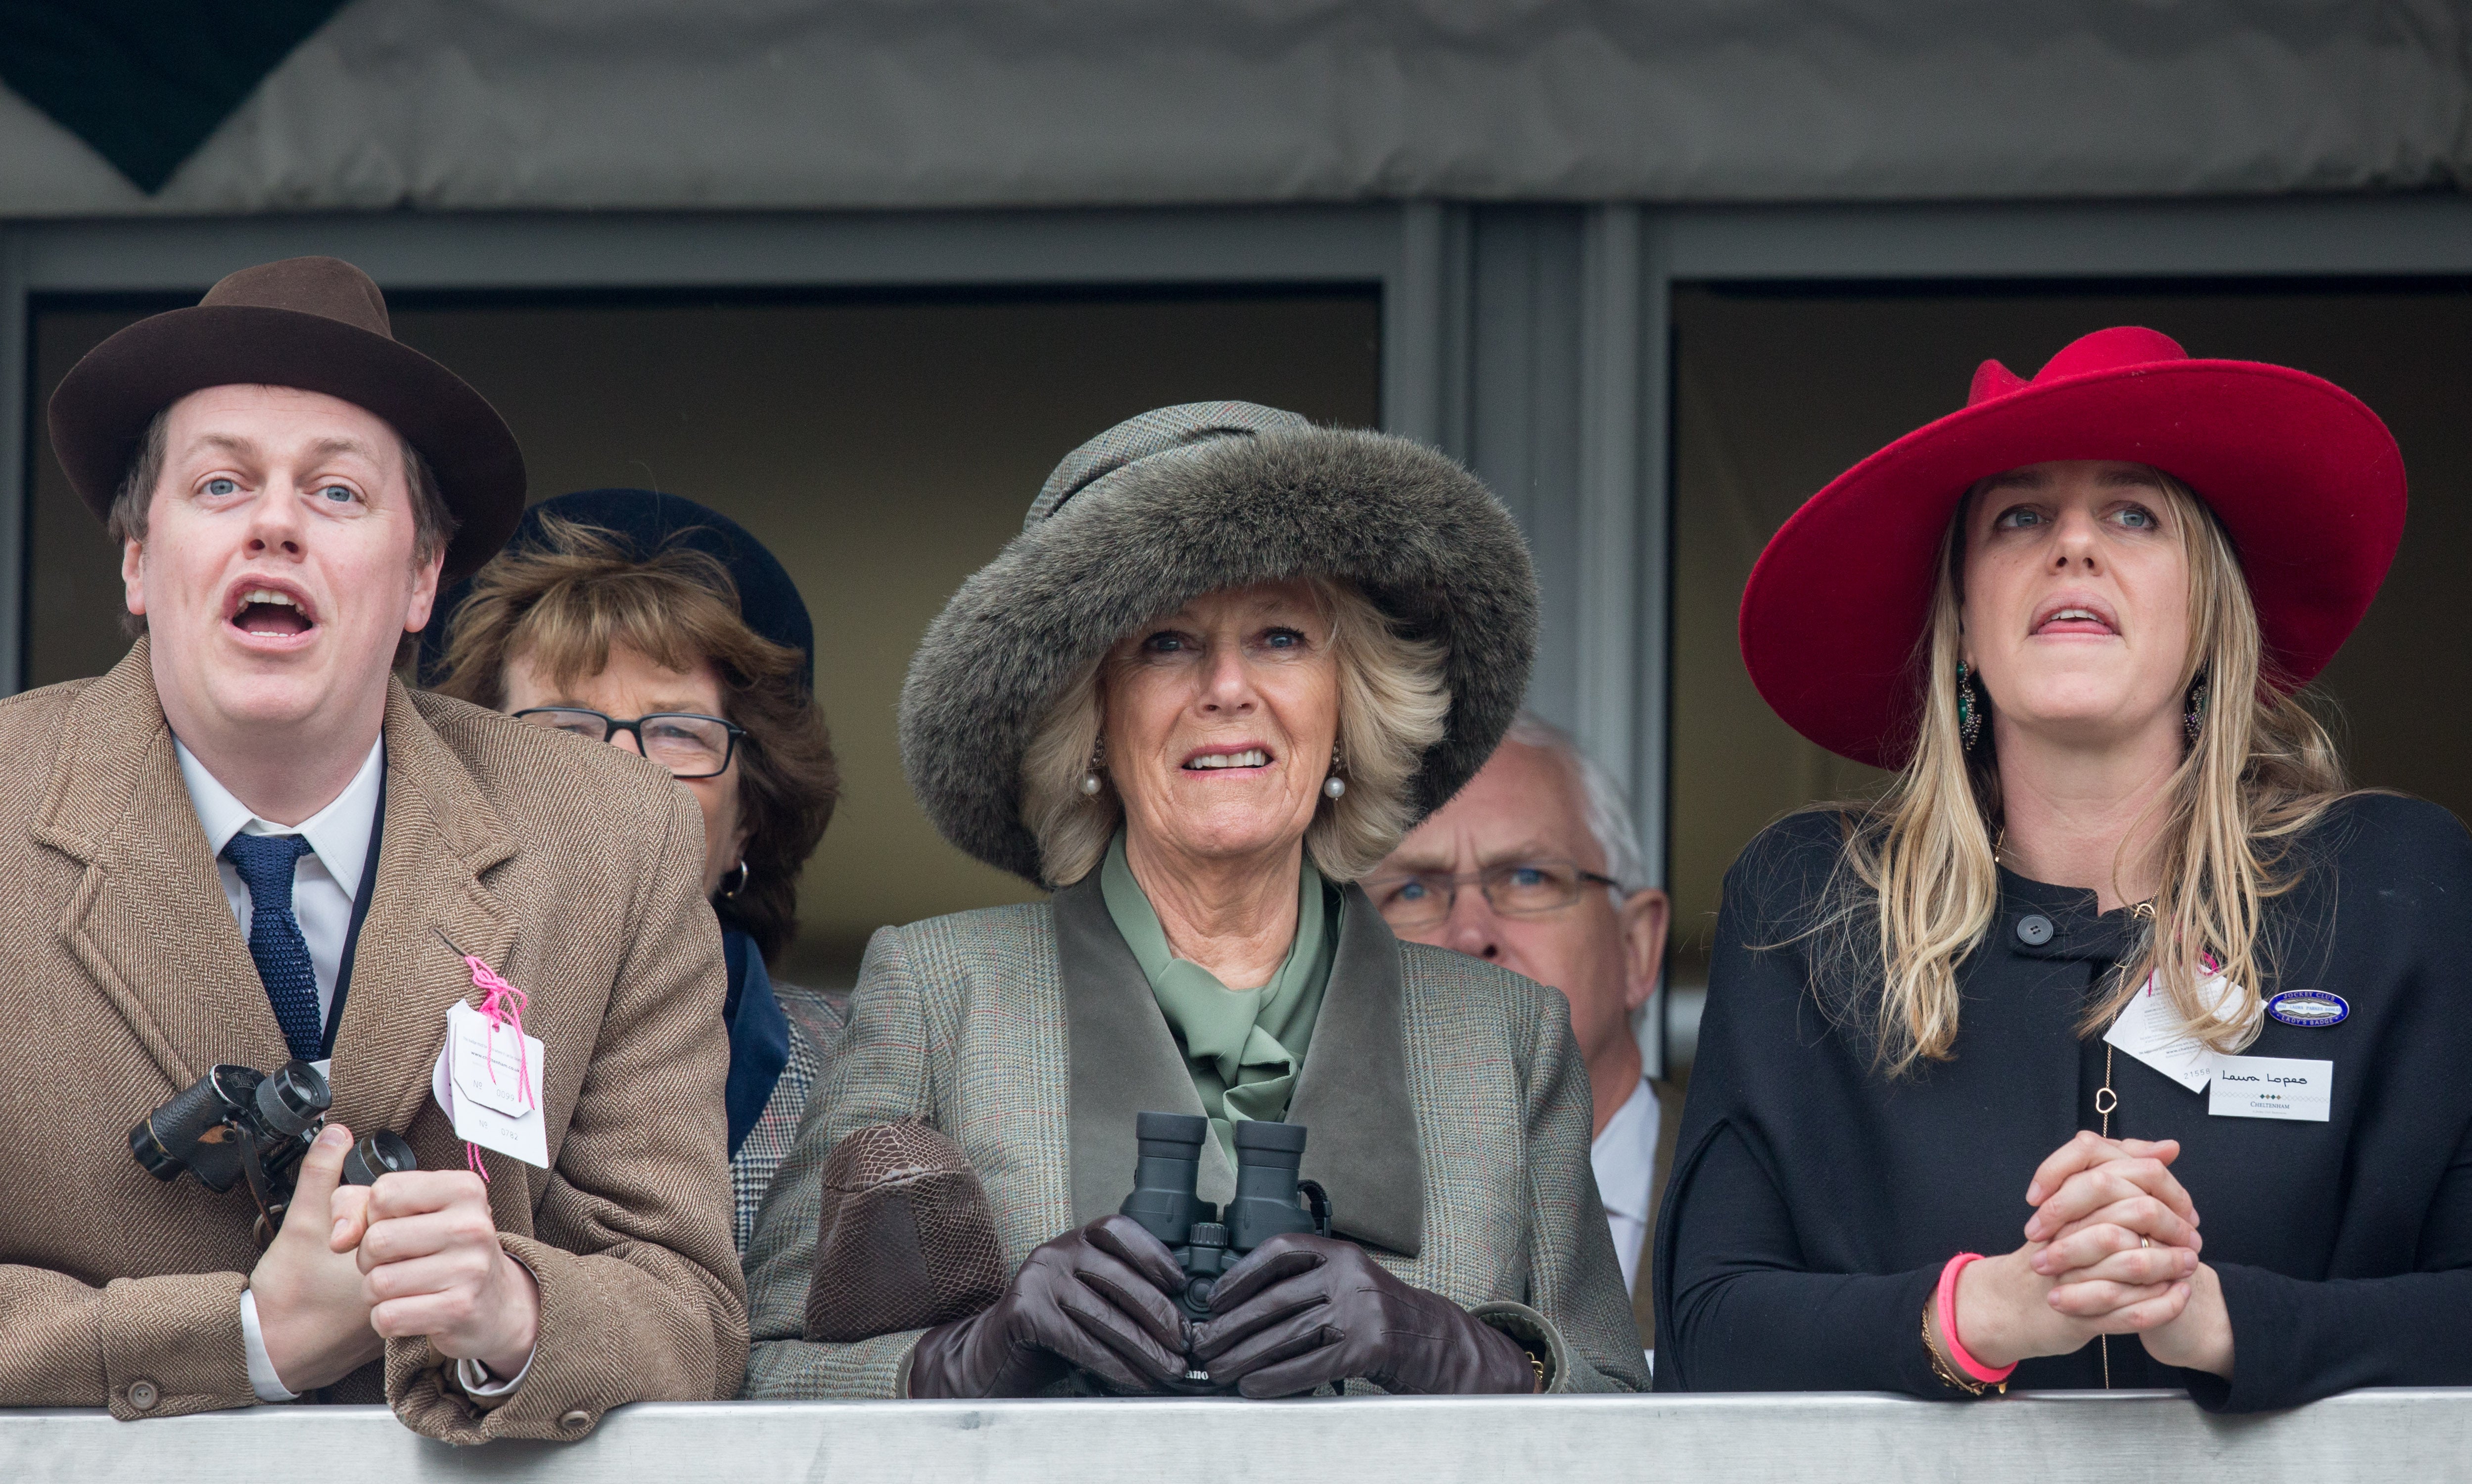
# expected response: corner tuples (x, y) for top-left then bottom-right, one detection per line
(1739, 326), (2406, 770)
(47, 256), (525, 582)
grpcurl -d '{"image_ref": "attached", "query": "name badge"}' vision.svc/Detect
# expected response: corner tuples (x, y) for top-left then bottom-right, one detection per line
(431, 999), (550, 1168)
(2207, 1056), (2333, 1122)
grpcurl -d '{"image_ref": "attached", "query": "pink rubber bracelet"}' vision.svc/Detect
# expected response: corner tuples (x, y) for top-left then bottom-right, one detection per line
(1936, 1253), (2018, 1385)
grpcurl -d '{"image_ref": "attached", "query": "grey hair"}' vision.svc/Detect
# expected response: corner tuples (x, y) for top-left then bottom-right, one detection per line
(1502, 709), (1644, 894)
(1503, 709), (1660, 1047)
(1022, 575), (1450, 887)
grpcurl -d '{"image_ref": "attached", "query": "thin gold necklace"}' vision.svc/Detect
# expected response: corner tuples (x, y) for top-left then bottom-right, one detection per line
(2094, 898), (2155, 1389)
(2000, 835), (2156, 1389)
(2100, 900), (2153, 1143)
(2098, 1036), (2116, 1390)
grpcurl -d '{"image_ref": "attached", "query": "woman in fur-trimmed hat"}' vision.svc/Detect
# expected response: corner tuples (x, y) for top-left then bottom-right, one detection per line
(742, 403), (1646, 1400)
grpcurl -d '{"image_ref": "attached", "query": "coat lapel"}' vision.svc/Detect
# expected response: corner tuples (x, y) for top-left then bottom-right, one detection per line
(1285, 884), (1424, 1256)
(1055, 874), (1235, 1225)
(1055, 872), (1424, 1256)
(36, 658), (527, 1216)
(325, 681), (518, 1163)
(37, 641), (287, 1091)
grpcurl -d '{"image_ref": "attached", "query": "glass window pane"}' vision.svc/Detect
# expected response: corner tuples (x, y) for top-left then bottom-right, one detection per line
(28, 288), (1379, 988)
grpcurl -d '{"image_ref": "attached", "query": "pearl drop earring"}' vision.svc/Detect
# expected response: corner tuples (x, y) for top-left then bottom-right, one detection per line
(1322, 743), (1346, 798)
(1080, 772), (1103, 796)
(1080, 739), (1105, 796)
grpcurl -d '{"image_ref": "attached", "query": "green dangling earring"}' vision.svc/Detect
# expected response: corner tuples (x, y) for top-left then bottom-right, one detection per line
(1956, 662), (1984, 752)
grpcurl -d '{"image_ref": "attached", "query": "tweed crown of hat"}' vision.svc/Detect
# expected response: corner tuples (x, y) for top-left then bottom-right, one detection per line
(902, 402), (1539, 884)
(1740, 325), (2405, 769)
(46, 255), (526, 581)
(1026, 402), (1312, 526)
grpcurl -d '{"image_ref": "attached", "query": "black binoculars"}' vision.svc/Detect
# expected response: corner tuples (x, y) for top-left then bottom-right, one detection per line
(1119, 1111), (1330, 1325)
(129, 1059), (417, 1239)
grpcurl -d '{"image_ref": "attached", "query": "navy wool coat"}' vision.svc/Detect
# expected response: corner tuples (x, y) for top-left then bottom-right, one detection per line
(1654, 794), (2472, 1411)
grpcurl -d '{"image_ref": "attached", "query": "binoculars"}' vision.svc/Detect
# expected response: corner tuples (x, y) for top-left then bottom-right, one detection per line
(1119, 1111), (1331, 1325)
(129, 1059), (418, 1239)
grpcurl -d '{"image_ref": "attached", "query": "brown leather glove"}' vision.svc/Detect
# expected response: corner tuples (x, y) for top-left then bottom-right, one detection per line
(907, 1214), (1191, 1398)
(1187, 1232), (1537, 1397)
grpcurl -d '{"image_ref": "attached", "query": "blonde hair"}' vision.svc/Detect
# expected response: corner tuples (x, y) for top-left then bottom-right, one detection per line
(1022, 575), (1449, 887)
(1817, 470), (2347, 1074)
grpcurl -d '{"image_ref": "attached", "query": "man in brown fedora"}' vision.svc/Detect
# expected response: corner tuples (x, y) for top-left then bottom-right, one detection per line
(0, 258), (745, 1440)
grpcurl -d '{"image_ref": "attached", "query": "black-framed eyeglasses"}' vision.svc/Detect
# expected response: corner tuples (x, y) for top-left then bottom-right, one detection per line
(513, 707), (746, 780)
(1360, 859), (1621, 931)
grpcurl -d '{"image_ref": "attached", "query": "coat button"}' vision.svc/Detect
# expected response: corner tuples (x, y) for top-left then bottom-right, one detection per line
(2015, 913), (2055, 947)
(126, 1380), (159, 1410)
(559, 1409), (592, 1431)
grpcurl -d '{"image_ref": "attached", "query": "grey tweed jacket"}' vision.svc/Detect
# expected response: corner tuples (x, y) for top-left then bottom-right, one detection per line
(741, 875), (1648, 1398)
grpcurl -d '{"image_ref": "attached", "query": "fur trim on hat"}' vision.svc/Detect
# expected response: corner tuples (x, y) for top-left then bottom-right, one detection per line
(902, 415), (1537, 883)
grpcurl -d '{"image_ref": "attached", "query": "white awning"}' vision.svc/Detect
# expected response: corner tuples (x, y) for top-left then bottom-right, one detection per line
(2, 0), (2466, 216)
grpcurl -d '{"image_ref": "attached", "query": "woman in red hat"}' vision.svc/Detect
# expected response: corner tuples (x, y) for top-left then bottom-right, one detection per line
(1652, 327), (2471, 1409)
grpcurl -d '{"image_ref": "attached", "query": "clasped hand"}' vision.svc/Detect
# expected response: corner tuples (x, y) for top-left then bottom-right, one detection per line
(906, 1216), (1530, 1398)
(1948, 1131), (2234, 1378)
(246, 1123), (540, 1394)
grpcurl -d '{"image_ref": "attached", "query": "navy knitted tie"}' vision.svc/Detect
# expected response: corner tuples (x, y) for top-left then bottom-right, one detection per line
(222, 833), (325, 1060)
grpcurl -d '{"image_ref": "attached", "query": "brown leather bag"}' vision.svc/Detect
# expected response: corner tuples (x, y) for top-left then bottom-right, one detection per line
(803, 1120), (1008, 1342)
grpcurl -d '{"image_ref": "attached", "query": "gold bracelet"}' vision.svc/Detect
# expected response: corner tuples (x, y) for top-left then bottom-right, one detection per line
(1922, 1300), (2005, 1397)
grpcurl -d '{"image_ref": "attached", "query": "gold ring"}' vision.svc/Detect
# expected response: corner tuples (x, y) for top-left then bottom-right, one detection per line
(2141, 1236), (2152, 1248)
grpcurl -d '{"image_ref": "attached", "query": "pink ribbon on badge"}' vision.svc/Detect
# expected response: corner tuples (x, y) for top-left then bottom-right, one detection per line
(2148, 951), (2225, 994)
(459, 953), (535, 1182)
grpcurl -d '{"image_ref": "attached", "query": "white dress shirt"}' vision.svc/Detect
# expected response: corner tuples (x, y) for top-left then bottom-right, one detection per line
(179, 738), (533, 1404)
(1590, 1075), (1661, 1297)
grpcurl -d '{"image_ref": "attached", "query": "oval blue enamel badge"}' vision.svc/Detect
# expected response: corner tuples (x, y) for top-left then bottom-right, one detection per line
(2265, 989), (2350, 1028)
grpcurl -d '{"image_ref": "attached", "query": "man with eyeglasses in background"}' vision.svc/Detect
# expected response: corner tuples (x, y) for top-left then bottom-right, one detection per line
(1365, 712), (1674, 1345)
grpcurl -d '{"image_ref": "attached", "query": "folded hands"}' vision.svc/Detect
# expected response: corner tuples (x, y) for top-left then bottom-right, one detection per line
(1948, 1130), (2235, 1378)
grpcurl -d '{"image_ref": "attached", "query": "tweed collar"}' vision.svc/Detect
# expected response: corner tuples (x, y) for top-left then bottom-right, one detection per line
(38, 641), (521, 1140)
(1057, 871), (1425, 1256)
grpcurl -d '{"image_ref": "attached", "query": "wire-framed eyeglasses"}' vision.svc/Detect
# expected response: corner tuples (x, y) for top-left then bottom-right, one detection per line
(513, 707), (746, 780)
(1360, 859), (1621, 931)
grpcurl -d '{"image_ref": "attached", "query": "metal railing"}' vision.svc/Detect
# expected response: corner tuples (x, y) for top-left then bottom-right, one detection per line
(4, 1389), (2460, 1483)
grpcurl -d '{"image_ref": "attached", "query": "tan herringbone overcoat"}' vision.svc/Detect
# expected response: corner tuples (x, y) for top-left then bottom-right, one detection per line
(742, 874), (1649, 1397)
(0, 643), (746, 1440)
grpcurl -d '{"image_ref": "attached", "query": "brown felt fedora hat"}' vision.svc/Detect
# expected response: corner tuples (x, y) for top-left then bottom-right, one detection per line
(47, 256), (525, 581)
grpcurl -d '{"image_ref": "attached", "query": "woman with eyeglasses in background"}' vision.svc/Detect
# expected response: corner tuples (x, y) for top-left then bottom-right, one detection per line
(425, 489), (841, 1253)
